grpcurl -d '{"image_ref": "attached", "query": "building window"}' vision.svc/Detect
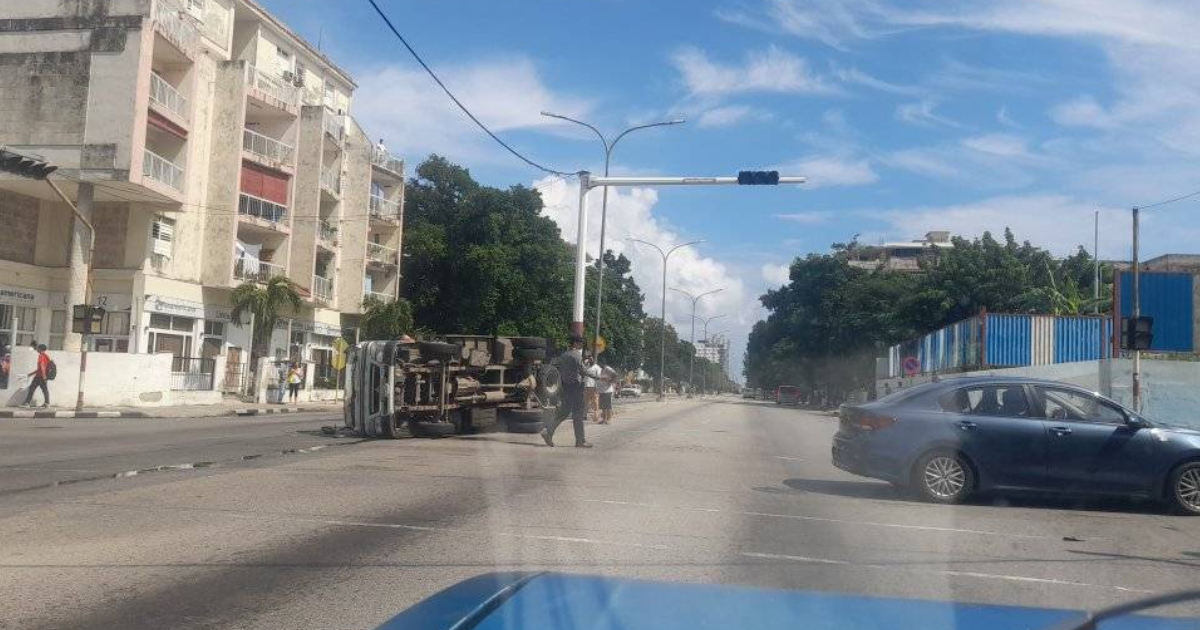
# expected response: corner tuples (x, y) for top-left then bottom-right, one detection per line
(204, 320), (225, 337)
(89, 311), (132, 353)
(151, 216), (175, 259)
(0, 305), (38, 348)
(49, 310), (66, 350)
(150, 313), (194, 332)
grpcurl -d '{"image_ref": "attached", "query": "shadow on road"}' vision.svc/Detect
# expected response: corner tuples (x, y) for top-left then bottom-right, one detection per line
(759, 477), (910, 502)
(1067, 549), (1200, 570)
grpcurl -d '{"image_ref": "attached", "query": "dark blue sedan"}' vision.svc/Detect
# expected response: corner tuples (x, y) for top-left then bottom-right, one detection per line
(832, 376), (1200, 513)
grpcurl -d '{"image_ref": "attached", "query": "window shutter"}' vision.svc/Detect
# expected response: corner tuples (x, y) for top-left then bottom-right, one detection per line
(152, 217), (175, 258)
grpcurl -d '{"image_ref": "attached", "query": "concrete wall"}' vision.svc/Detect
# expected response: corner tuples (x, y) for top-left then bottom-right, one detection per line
(288, 105), (324, 294)
(199, 60), (246, 287)
(339, 122), (372, 312)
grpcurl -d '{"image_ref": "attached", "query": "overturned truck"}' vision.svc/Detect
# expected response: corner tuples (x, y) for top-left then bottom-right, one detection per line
(343, 336), (562, 438)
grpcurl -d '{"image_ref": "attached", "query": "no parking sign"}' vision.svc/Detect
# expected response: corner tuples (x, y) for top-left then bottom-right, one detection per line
(902, 356), (920, 377)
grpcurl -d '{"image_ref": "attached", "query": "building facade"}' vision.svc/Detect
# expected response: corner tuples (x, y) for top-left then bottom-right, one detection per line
(845, 231), (953, 272)
(695, 334), (730, 371)
(0, 0), (404, 393)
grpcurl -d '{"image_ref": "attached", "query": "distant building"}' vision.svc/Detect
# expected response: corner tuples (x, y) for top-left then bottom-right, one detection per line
(695, 334), (730, 372)
(846, 231), (954, 272)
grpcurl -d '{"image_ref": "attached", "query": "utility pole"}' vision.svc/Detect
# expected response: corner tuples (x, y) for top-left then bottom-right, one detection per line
(695, 314), (727, 396)
(670, 288), (723, 398)
(1132, 206), (1141, 413)
(540, 112), (685, 358)
(628, 238), (702, 401)
(1093, 210), (1100, 312)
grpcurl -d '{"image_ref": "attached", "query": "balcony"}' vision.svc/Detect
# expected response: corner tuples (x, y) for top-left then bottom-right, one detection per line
(234, 257), (285, 284)
(320, 167), (341, 197)
(143, 149), (184, 191)
(238, 193), (288, 229)
(150, 72), (189, 122)
(154, 0), (199, 57)
(323, 113), (345, 144)
(244, 63), (299, 111)
(369, 194), (401, 223)
(312, 274), (334, 303)
(367, 242), (398, 267)
(318, 218), (338, 245)
(371, 147), (404, 177)
(242, 127), (294, 167)
(363, 290), (394, 304)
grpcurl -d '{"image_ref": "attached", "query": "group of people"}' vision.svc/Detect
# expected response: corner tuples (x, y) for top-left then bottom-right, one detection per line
(1, 341), (54, 407)
(540, 334), (622, 448)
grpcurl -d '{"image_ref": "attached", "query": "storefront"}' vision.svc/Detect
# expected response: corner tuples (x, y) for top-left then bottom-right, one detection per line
(0, 284), (132, 351)
(141, 294), (244, 360)
(0, 285), (43, 349)
(273, 318), (343, 389)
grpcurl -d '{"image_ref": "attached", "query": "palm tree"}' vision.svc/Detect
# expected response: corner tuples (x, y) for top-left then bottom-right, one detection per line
(230, 275), (301, 364)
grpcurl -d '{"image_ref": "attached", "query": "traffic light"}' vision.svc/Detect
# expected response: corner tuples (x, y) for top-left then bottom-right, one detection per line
(737, 170), (780, 185)
(0, 146), (57, 180)
(1121, 316), (1154, 350)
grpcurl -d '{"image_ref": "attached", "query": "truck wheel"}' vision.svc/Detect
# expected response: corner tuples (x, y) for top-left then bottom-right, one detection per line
(537, 365), (561, 399)
(514, 348), (545, 362)
(510, 337), (546, 349)
(418, 341), (460, 361)
(409, 420), (456, 438)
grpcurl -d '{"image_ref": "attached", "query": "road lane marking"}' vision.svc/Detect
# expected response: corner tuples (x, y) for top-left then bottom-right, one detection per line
(774, 456), (806, 462)
(583, 499), (1047, 539)
(222, 512), (674, 551)
(740, 552), (1151, 594)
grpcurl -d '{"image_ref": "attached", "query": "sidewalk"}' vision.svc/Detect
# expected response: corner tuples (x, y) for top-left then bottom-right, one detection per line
(0, 399), (343, 419)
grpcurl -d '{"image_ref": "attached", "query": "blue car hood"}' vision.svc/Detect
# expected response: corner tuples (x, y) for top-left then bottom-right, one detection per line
(375, 572), (1195, 630)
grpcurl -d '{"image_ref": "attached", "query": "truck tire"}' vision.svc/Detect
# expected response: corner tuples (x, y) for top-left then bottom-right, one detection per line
(510, 337), (546, 349)
(505, 420), (545, 434)
(409, 420), (456, 438)
(514, 347), (545, 363)
(418, 341), (460, 361)
(537, 365), (561, 400)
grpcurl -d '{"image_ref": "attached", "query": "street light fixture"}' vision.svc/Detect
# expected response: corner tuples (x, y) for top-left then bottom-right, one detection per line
(540, 112), (685, 358)
(695, 314), (728, 396)
(627, 238), (703, 401)
(669, 287), (724, 398)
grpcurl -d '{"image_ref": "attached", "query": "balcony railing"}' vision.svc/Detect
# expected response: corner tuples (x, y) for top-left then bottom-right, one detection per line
(243, 63), (299, 109)
(234, 257), (285, 283)
(143, 149), (184, 191)
(238, 193), (287, 224)
(370, 146), (404, 175)
(320, 167), (341, 195)
(318, 219), (338, 243)
(150, 72), (189, 120)
(367, 242), (397, 265)
(363, 290), (394, 304)
(312, 275), (334, 303)
(154, 0), (199, 56)
(323, 113), (345, 143)
(242, 127), (294, 165)
(369, 194), (400, 220)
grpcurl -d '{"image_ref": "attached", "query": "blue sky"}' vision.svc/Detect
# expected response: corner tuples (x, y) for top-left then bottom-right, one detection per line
(263, 0), (1200, 380)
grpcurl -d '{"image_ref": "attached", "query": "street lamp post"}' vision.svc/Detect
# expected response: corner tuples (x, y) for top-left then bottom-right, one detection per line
(670, 288), (724, 398)
(628, 238), (703, 401)
(695, 314), (727, 396)
(540, 112), (685, 358)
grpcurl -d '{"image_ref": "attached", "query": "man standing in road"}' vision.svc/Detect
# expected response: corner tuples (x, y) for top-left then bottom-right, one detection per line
(22, 343), (51, 408)
(542, 334), (597, 448)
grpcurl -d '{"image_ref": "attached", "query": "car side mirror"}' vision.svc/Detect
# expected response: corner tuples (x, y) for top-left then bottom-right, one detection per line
(1124, 414), (1145, 429)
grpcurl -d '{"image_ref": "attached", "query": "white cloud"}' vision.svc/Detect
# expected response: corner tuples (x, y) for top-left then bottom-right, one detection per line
(671, 45), (837, 97)
(717, 0), (894, 49)
(352, 57), (590, 166)
(777, 156), (878, 188)
(960, 133), (1034, 159)
(832, 65), (923, 95)
(761, 263), (792, 286)
(1050, 96), (1118, 129)
(894, 100), (962, 128)
(883, 147), (962, 179)
(696, 105), (766, 128)
(774, 211), (830, 224)
(996, 106), (1022, 128)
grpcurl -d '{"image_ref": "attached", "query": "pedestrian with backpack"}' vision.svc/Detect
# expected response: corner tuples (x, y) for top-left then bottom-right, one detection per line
(22, 344), (53, 408)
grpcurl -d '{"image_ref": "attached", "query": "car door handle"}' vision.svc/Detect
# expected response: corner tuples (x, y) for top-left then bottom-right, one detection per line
(956, 420), (978, 431)
(1050, 426), (1073, 436)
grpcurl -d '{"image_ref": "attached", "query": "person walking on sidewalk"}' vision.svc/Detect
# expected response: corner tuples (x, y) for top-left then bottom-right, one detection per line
(285, 363), (303, 403)
(541, 334), (600, 448)
(22, 344), (52, 408)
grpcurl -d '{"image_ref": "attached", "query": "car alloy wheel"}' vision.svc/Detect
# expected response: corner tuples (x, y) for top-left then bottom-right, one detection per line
(1172, 464), (1200, 515)
(922, 455), (968, 501)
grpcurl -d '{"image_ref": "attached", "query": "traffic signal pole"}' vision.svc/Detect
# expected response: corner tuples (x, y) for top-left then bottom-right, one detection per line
(1132, 206), (1141, 413)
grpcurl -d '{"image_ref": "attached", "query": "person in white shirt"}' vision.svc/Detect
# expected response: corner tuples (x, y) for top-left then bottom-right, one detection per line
(582, 354), (599, 422)
(596, 361), (618, 424)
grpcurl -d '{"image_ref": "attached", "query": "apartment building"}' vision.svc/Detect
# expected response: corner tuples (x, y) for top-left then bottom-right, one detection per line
(695, 335), (730, 372)
(0, 0), (404, 393)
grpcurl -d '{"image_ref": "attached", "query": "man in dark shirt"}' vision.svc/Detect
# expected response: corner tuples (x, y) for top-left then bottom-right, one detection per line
(542, 334), (596, 448)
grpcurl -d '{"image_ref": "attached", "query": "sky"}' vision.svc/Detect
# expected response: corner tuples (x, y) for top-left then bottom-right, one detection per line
(263, 0), (1200, 382)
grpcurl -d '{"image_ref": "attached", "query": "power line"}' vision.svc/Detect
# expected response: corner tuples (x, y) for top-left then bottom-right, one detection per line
(363, 0), (574, 177)
(1138, 187), (1200, 210)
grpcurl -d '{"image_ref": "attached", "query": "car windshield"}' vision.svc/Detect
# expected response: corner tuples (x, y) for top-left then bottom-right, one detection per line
(6, 2), (1200, 630)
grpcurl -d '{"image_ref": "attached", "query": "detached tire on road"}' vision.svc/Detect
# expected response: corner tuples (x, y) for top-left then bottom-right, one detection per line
(504, 420), (545, 434)
(500, 408), (548, 434)
(514, 348), (546, 363)
(913, 450), (974, 504)
(1167, 461), (1200, 515)
(536, 365), (561, 401)
(510, 337), (546, 350)
(409, 420), (457, 438)
(418, 341), (461, 361)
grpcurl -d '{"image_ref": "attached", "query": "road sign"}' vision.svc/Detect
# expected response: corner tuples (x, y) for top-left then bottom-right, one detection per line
(902, 356), (920, 377)
(333, 337), (349, 353)
(332, 337), (349, 370)
(593, 335), (607, 354)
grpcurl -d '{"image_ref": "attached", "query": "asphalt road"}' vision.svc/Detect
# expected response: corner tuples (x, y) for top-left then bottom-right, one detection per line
(3, 398), (1200, 630)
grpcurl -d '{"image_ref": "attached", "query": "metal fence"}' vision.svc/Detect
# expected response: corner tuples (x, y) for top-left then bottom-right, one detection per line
(323, 113), (345, 143)
(221, 361), (246, 394)
(313, 275), (334, 303)
(150, 72), (189, 120)
(154, 0), (198, 56)
(238, 193), (287, 224)
(320, 167), (341, 195)
(366, 242), (397, 265)
(369, 194), (400, 220)
(143, 149), (184, 191)
(242, 127), (294, 164)
(371, 147), (404, 175)
(234, 257), (285, 283)
(244, 63), (299, 108)
(171, 357), (216, 391)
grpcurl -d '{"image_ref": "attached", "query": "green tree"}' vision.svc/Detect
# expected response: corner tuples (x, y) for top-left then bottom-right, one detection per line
(584, 251), (645, 372)
(230, 275), (301, 363)
(359, 297), (415, 341)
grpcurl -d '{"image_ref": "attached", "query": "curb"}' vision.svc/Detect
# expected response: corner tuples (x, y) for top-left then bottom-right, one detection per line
(230, 406), (335, 417)
(0, 410), (148, 419)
